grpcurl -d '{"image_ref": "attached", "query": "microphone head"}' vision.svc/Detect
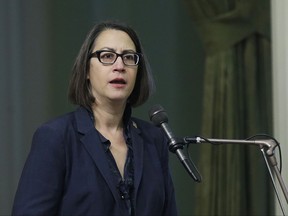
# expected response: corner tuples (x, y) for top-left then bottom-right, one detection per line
(148, 104), (168, 126)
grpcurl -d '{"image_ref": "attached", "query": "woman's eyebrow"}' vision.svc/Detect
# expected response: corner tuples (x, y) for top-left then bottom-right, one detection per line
(98, 47), (115, 51)
(99, 47), (136, 53)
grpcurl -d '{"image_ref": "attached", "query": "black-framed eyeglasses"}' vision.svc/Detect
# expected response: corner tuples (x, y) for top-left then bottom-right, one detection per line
(89, 50), (142, 66)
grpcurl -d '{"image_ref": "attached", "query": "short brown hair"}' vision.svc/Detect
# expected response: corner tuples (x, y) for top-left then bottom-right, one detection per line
(68, 21), (155, 109)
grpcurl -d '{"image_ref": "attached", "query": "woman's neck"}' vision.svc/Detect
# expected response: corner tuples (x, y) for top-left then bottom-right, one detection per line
(91, 102), (126, 133)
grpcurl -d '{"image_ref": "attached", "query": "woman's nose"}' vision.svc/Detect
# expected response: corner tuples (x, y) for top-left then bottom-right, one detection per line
(113, 56), (125, 71)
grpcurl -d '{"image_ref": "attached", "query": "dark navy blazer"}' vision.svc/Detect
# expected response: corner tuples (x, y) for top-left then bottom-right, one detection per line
(12, 106), (177, 216)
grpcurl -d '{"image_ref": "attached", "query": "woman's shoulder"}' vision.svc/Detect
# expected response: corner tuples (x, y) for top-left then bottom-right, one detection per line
(38, 110), (76, 131)
(30, 107), (90, 151)
(34, 106), (90, 137)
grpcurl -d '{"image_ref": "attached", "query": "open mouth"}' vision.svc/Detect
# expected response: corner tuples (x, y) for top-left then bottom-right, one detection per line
(109, 78), (126, 84)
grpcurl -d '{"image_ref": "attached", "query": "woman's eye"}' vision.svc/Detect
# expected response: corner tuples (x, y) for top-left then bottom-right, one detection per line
(124, 54), (135, 60)
(101, 53), (115, 59)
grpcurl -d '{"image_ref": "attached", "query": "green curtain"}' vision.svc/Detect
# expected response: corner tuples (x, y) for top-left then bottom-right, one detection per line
(182, 0), (273, 215)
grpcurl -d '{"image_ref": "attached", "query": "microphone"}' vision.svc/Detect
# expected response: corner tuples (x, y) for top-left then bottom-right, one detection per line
(149, 105), (201, 182)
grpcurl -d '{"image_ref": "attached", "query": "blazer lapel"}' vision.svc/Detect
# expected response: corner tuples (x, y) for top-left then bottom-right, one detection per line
(81, 132), (119, 196)
(74, 107), (144, 213)
(129, 120), (144, 199)
(74, 107), (122, 208)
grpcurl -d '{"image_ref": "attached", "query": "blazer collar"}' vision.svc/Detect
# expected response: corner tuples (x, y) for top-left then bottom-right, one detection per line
(74, 106), (123, 211)
(74, 106), (144, 207)
(129, 120), (144, 200)
(74, 106), (94, 134)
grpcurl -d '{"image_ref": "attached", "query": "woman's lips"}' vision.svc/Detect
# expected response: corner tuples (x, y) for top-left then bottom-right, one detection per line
(109, 78), (126, 84)
(109, 78), (127, 87)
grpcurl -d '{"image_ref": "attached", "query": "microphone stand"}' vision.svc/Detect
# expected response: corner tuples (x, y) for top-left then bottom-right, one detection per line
(184, 136), (288, 215)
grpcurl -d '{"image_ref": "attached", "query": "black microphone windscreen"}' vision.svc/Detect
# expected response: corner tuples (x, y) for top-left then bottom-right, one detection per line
(148, 105), (168, 126)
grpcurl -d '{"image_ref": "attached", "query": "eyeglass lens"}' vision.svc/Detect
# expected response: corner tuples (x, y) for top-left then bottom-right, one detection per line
(99, 51), (139, 65)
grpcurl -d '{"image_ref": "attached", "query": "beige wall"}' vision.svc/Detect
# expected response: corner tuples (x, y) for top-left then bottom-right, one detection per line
(272, 1), (288, 215)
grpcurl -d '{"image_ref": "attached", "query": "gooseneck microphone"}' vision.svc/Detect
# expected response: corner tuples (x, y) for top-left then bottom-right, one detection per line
(149, 105), (201, 182)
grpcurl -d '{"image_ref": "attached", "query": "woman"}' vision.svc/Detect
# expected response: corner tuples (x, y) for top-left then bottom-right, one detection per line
(12, 21), (177, 216)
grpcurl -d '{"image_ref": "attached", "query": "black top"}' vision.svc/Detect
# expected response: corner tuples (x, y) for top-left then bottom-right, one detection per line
(98, 131), (134, 216)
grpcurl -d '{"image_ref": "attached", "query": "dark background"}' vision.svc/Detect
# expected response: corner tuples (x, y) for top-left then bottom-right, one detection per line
(0, 0), (205, 215)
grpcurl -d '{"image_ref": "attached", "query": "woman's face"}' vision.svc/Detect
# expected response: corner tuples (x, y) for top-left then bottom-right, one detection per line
(88, 29), (138, 106)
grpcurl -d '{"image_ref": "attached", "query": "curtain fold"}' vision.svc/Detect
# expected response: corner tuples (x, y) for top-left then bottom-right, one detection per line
(182, 0), (272, 215)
